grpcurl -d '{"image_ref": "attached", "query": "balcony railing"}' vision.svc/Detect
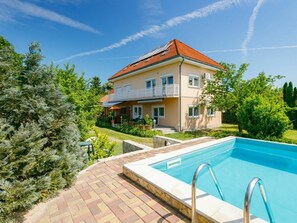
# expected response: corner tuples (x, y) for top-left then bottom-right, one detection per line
(109, 84), (179, 102)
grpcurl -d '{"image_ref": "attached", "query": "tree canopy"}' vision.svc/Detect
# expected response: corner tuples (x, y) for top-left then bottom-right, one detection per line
(0, 36), (87, 222)
(202, 62), (289, 137)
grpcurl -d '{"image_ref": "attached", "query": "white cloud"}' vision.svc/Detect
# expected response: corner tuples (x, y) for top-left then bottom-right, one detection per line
(204, 45), (297, 53)
(241, 0), (265, 58)
(0, 0), (99, 34)
(56, 0), (241, 63)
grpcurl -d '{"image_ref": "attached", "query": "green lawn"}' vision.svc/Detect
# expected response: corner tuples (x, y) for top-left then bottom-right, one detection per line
(166, 124), (297, 144)
(90, 124), (297, 156)
(93, 126), (154, 155)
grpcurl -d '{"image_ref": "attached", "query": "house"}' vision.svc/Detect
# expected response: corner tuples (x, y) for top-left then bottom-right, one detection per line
(106, 39), (222, 131)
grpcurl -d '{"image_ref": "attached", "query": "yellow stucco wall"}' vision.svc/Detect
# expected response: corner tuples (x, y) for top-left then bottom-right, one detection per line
(110, 60), (222, 131)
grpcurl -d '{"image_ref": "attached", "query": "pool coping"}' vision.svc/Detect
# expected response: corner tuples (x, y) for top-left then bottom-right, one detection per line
(123, 136), (267, 223)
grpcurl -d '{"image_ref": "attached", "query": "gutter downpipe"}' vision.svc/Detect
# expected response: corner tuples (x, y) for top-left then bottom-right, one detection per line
(178, 57), (184, 132)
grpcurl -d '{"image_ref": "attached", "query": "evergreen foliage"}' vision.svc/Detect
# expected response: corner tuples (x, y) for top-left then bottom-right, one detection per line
(0, 36), (87, 222)
(283, 82), (297, 128)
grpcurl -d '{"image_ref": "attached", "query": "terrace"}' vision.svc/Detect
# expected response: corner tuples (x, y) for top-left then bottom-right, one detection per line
(24, 138), (212, 223)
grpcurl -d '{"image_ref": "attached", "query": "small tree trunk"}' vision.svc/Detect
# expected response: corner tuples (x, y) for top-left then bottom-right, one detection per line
(238, 122), (243, 133)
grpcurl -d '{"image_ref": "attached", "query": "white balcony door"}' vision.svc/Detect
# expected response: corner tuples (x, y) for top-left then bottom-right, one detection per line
(123, 85), (131, 99)
(146, 79), (156, 97)
(161, 75), (173, 96)
(133, 106), (142, 119)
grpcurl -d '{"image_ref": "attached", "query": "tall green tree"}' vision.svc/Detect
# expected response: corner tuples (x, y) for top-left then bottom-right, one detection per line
(202, 62), (286, 135)
(201, 63), (248, 132)
(287, 81), (294, 107)
(0, 37), (87, 222)
(293, 87), (297, 107)
(90, 76), (102, 95)
(283, 82), (288, 104)
(53, 65), (102, 139)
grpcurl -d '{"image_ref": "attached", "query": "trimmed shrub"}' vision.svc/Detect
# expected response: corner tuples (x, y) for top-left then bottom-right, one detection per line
(238, 94), (290, 138)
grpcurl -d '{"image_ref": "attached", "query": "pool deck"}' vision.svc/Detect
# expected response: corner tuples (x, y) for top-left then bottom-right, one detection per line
(24, 137), (213, 223)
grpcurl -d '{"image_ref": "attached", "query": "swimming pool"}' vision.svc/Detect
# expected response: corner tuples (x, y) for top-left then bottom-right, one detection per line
(124, 137), (297, 222)
(152, 137), (297, 222)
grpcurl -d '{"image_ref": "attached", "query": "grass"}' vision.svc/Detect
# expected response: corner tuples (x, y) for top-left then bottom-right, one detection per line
(283, 129), (297, 141)
(166, 124), (297, 144)
(94, 126), (154, 155)
(90, 124), (297, 157)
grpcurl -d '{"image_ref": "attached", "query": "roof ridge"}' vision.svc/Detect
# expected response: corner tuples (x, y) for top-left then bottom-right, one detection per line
(173, 39), (180, 56)
(175, 39), (221, 67)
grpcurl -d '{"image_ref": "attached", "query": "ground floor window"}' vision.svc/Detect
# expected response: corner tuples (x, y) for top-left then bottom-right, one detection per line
(207, 107), (215, 116)
(188, 105), (199, 118)
(133, 105), (142, 119)
(153, 106), (165, 118)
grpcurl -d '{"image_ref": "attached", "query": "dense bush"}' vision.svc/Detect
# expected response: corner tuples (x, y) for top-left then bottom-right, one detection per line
(0, 37), (87, 222)
(89, 128), (115, 164)
(238, 94), (290, 138)
(115, 123), (162, 137)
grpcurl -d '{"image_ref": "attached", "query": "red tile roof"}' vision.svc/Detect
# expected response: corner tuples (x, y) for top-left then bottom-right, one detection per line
(108, 39), (222, 80)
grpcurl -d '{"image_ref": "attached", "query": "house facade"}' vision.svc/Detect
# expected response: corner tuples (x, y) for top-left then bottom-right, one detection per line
(106, 39), (222, 131)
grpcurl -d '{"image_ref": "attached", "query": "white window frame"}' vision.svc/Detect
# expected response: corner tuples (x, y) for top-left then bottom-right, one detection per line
(133, 105), (143, 119)
(188, 74), (200, 88)
(152, 106), (165, 119)
(115, 86), (122, 95)
(145, 78), (156, 88)
(161, 74), (174, 85)
(188, 105), (200, 118)
(207, 107), (216, 117)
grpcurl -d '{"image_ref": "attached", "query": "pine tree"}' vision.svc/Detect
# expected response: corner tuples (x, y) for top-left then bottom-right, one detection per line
(293, 87), (297, 107)
(90, 76), (102, 95)
(283, 82), (288, 105)
(287, 82), (294, 107)
(0, 37), (87, 222)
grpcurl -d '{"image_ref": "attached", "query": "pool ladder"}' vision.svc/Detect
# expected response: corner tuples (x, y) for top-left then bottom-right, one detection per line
(191, 163), (224, 223)
(244, 177), (275, 223)
(191, 163), (275, 223)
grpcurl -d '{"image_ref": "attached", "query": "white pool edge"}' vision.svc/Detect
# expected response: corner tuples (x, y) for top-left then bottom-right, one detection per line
(124, 136), (267, 223)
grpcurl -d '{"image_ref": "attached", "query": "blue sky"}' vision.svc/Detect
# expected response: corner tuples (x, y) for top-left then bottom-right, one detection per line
(1, 0), (297, 86)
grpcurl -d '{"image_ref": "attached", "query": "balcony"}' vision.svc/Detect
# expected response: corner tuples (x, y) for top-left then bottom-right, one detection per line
(108, 84), (179, 102)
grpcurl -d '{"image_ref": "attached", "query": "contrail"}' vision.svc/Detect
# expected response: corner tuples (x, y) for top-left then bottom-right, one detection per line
(0, 0), (99, 34)
(241, 0), (265, 58)
(55, 0), (241, 63)
(204, 45), (297, 53)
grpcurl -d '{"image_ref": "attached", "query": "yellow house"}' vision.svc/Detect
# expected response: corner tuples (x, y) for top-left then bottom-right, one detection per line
(106, 39), (222, 131)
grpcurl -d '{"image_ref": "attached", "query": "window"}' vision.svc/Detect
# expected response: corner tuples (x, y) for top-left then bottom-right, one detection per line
(123, 85), (131, 95)
(188, 75), (200, 88)
(207, 107), (215, 117)
(153, 106), (165, 119)
(133, 106), (142, 119)
(146, 79), (156, 88)
(188, 105), (200, 118)
(115, 86), (121, 95)
(161, 75), (174, 85)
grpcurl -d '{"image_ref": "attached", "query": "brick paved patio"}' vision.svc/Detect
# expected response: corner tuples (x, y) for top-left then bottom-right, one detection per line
(24, 138), (212, 223)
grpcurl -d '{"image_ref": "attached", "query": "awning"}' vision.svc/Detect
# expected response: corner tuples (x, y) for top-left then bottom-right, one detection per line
(137, 98), (163, 103)
(102, 101), (122, 108)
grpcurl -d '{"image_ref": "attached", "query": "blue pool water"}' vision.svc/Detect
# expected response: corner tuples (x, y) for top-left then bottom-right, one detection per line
(152, 138), (297, 222)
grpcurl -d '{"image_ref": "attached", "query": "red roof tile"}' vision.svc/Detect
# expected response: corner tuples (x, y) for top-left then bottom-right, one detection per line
(108, 39), (222, 81)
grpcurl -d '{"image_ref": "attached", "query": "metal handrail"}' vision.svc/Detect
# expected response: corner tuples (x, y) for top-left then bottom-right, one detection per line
(244, 177), (275, 223)
(191, 163), (224, 223)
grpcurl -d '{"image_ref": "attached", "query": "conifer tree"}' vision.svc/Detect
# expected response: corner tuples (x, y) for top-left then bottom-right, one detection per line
(0, 36), (87, 222)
